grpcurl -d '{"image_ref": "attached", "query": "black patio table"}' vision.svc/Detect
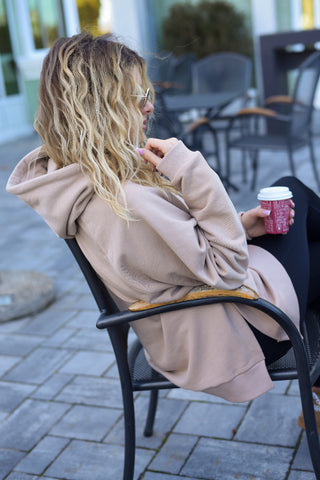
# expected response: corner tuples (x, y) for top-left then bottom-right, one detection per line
(162, 91), (240, 190)
(163, 91), (240, 116)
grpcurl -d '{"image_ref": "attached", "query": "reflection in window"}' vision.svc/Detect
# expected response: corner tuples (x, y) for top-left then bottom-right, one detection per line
(0, 0), (19, 96)
(77, 0), (102, 36)
(28, 0), (66, 49)
(302, 0), (314, 29)
(276, 0), (316, 31)
(275, 0), (292, 32)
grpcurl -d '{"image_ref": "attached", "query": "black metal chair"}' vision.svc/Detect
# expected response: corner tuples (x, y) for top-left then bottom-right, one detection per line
(189, 52), (253, 188)
(225, 51), (320, 191)
(147, 52), (222, 172)
(192, 52), (252, 116)
(65, 237), (320, 480)
(147, 51), (196, 97)
(148, 52), (200, 152)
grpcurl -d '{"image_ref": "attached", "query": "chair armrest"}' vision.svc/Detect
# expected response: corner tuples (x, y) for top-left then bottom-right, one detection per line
(264, 95), (308, 112)
(236, 106), (278, 117)
(129, 284), (258, 311)
(96, 285), (260, 331)
(264, 95), (292, 106)
(153, 80), (185, 91)
(96, 284), (301, 349)
(97, 284), (313, 393)
(184, 117), (210, 133)
(227, 107), (290, 128)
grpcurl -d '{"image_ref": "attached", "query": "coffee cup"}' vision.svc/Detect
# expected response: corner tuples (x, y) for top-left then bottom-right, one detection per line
(257, 186), (293, 234)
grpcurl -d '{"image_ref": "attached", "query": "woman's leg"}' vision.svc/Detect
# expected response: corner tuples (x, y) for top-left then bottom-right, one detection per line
(308, 241), (320, 306)
(250, 176), (320, 320)
(248, 176), (320, 364)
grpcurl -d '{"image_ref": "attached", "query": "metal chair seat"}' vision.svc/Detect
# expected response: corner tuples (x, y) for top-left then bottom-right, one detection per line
(229, 133), (308, 151)
(128, 337), (176, 390)
(128, 308), (320, 387)
(268, 308), (320, 381)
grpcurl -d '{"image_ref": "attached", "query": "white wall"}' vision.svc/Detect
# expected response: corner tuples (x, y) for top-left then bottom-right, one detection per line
(110, 0), (145, 53)
(251, 0), (277, 102)
(109, 0), (157, 56)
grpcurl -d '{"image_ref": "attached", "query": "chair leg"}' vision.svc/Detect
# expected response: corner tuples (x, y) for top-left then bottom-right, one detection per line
(111, 329), (136, 480)
(241, 150), (247, 184)
(144, 389), (159, 437)
(288, 148), (296, 177)
(209, 125), (222, 177)
(121, 382), (136, 480)
(290, 325), (320, 479)
(225, 130), (232, 190)
(308, 137), (320, 190)
(192, 124), (222, 176)
(299, 381), (320, 479)
(250, 150), (259, 191)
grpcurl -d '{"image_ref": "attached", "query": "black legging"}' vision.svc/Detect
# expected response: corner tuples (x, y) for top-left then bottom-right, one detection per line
(247, 176), (320, 365)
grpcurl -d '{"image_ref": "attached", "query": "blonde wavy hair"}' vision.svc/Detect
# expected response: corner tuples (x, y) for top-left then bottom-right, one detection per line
(34, 33), (176, 219)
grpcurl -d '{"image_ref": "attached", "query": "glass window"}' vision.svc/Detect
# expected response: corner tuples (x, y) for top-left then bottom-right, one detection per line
(276, 0), (316, 31)
(28, 0), (66, 49)
(0, 0), (19, 96)
(77, 0), (102, 36)
(275, 0), (292, 31)
(302, 0), (314, 28)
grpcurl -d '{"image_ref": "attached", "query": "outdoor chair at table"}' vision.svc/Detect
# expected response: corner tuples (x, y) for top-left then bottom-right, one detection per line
(147, 51), (196, 96)
(147, 52), (227, 174)
(65, 237), (320, 480)
(147, 52), (196, 140)
(166, 52), (252, 188)
(191, 52), (253, 119)
(225, 51), (320, 191)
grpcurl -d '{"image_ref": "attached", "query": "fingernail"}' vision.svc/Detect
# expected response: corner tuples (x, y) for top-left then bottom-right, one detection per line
(291, 211), (295, 217)
(135, 148), (144, 155)
(263, 209), (271, 216)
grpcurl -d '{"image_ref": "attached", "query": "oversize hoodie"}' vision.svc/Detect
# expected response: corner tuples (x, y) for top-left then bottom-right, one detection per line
(6, 141), (299, 402)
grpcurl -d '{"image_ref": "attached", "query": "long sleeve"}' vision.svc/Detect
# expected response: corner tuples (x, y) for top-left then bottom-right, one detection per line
(157, 141), (249, 276)
(94, 141), (249, 303)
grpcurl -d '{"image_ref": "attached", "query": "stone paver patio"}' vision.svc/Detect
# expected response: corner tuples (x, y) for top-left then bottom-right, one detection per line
(1, 128), (320, 479)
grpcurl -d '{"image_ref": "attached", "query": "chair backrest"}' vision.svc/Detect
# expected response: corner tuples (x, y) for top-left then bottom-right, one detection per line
(147, 51), (173, 84)
(166, 53), (197, 94)
(290, 51), (320, 136)
(192, 52), (252, 96)
(148, 52), (196, 95)
(148, 53), (197, 139)
(65, 238), (119, 315)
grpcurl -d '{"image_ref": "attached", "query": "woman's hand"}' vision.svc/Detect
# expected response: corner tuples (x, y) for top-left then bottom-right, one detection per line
(137, 137), (179, 170)
(241, 200), (295, 239)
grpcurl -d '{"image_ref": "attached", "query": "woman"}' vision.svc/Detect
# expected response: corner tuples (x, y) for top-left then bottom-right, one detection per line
(6, 33), (320, 411)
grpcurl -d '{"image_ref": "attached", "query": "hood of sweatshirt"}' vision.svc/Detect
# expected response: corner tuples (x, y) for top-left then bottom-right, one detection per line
(6, 146), (94, 238)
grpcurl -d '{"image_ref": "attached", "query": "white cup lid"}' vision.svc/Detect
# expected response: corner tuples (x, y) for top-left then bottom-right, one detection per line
(257, 186), (293, 201)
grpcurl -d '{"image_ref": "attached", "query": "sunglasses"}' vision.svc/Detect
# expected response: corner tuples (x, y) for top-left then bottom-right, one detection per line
(132, 88), (150, 108)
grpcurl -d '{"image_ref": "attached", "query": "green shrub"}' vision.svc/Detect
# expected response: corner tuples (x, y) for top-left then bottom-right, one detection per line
(162, 0), (253, 59)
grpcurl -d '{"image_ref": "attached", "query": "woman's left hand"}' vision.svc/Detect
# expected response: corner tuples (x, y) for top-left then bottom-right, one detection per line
(137, 137), (179, 170)
(241, 200), (295, 239)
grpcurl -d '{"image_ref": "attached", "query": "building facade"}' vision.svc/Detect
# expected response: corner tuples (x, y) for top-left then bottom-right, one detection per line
(112, 0), (320, 99)
(1, 0), (320, 144)
(0, 0), (79, 144)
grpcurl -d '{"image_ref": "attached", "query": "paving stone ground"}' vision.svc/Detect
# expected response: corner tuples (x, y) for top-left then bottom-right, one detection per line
(1, 124), (320, 479)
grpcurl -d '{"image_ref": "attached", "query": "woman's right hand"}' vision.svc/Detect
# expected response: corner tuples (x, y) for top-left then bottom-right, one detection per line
(241, 200), (295, 238)
(137, 137), (179, 169)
